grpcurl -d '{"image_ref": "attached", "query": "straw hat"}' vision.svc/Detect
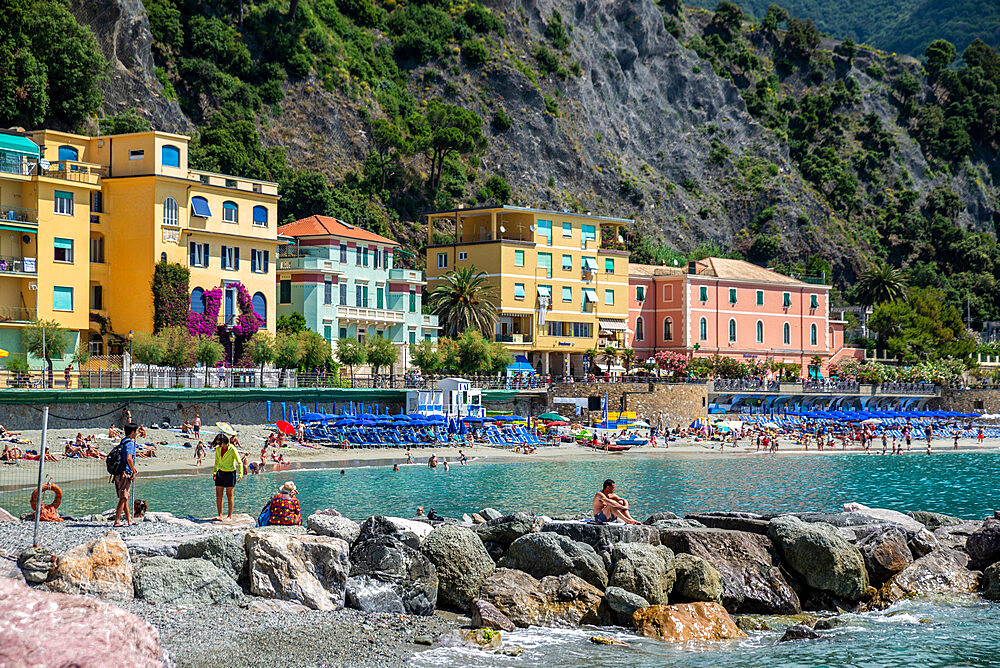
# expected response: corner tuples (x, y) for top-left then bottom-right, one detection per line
(280, 481), (298, 495)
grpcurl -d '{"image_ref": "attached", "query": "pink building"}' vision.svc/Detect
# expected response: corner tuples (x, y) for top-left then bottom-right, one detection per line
(628, 258), (855, 376)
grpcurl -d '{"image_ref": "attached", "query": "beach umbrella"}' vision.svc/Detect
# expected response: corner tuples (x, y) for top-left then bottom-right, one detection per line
(632, 420), (651, 428)
(275, 420), (295, 436)
(0, 349), (7, 359)
(546, 420), (569, 427)
(537, 412), (564, 421)
(302, 412), (325, 422)
(216, 422), (237, 436)
(448, 419), (457, 434)
(690, 419), (703, 429)
(458, 420), (468, 436)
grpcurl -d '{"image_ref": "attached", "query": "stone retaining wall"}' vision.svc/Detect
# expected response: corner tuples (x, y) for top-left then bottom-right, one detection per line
(546, 382), (708, 427)
(932, 388), (1000, 414)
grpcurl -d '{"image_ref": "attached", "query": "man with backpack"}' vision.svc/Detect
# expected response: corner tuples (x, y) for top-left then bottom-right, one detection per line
(108, 423), (138, 526)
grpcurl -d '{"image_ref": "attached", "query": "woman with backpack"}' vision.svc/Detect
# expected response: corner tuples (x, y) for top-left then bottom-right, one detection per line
(212, 434), (243, 521)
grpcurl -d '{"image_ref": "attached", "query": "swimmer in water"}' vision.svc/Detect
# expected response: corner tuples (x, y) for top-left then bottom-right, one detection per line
(392, 463), (400, 471)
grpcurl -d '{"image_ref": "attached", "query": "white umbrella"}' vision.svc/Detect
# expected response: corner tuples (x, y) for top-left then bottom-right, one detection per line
(862, 418), (882, 425)
(632, 420), (650, 428)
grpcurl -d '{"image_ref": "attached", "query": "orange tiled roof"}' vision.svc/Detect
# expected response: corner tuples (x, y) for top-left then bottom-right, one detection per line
(701, 257), (806, 285)
(278, 215), (399, 246)
(628, 263), (686, 277)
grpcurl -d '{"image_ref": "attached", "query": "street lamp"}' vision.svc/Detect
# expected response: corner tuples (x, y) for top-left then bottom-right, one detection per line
(128, 330), (134, 388)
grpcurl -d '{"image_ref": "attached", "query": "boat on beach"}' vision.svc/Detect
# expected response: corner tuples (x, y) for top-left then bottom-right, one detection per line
(583, 442), (633, 452)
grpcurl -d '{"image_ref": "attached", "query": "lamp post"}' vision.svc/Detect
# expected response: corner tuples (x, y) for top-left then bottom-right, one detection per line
(128, 330), (134, 388)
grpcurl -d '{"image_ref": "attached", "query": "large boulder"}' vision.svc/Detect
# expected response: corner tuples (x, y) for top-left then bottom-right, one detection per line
(348, 536), (438, 615)
(245, 531), (350, 610)
(0, 578), (161, 667)
(982, 562), (1000, 601)
(17, 547), (54, 584)
(47, 530), (133, 600)
(672, 553), (723, 604)
(607, 543), (675, 604)
(856, 526), (913, 584)
(133, 556), (244, 606)
(768, 516), (869, 601)
(909, 511), (965, 530)
(499, 532), (608, 589)
(477, 568), (610, 627)
(644, 512), (680, 523)
(540, 522), (660, 567)
(684, 512), (769, 534)
(474, 512), (545, 547)
(632, 602), (746, 642)
(932, 520), (983, 551)
(125, 534), (198, 559)
(658, 527), (800, 614)
(356, 516), (433, 549)
(176, 532), (246, 579)
(604, 586), (650, 625)
(965, 518), (1000, 568)
(479, 508), (503, 521)
(0, 506), (18, 522)
(470, 598), (516, 631)
(420, 525), (494, 611)
(868, 548), (981, 609)
(840, 505), (926, 533)
(0, 556), (22, 582)
(307, 513), (361, 544)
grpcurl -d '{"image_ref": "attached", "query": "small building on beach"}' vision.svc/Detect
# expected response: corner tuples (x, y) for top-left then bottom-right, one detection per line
(406, 377), (484, 418)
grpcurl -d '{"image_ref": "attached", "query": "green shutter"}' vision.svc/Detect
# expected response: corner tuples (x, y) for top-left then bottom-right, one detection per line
(605, 258), (614, 273)
(514, 283), (525, 299)
(514, 250), (524, 266)
(53, 286), (73, 311)
(54, 237), (73, 250)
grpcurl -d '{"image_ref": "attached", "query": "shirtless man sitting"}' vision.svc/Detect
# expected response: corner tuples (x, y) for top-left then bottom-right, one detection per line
(592, 479), (641, 524)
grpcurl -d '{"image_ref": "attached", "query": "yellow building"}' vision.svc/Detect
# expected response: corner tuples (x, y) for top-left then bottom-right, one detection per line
(24, 129), (280, 355)
(426, 206), (631, 376)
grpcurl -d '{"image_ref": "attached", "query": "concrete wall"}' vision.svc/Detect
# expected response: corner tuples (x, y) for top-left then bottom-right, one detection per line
(546, 381), (708, 428)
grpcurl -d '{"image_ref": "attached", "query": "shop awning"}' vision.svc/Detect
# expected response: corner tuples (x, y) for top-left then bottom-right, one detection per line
(0, 133), (39, 157)
(598, 318), (627, 332)
(583, 257), (598, 271)
(537, 286), (551, 297)
(582, 288), (599, 302)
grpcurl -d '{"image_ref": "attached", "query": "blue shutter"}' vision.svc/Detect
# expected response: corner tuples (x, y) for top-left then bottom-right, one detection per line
(233, 246), (239, 270)
(161, 145), (180, 168)
(251, 251), (258, 272)
(263, 250), (269, 273)
(191, 197), (212, 217)
(220, 245), (228, 269)
(252, 205), (268, 225)
(189, 242), (196, 265)
(202, 243), (209, 267)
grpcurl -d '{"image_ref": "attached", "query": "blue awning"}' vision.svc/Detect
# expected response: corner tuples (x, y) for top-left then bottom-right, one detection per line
(191, 196), (212, 217)
(506, 361), (535, 375)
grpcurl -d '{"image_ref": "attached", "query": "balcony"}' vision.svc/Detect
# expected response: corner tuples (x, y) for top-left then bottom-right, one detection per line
(422, 314), (439, 328)
(388, 268), (424, 282)
(0, 256), (36, 275)
(0, 306), (36, 323)
(336, 305), (404, 324)
(495, 334), (532, 344)
(0, 206), (37, 226)
(38, 160), (104, 185)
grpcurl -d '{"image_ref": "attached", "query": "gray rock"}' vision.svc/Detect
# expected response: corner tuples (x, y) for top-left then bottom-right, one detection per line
(813, 617), (844, 630)
(254, 525), (307, 535)
(651, 519), (706, 530)
(17, 547), (54, 584)
(869, 548), (981, 609)
(474, 513), (544, 547)
(607, 543), (675, 604)
(685, 512), (769, 534)
(499, 532), (608, 589)
(780, 624), (821, 642)
(672, 553), (723, 603)
(982, 562), (1000, 601)
(133, 556), (244, 606)
(479, 508), (503, 521)
(176, 532), (246, 579)
(643, 512), (680, 523)
(245, 531), (351, 610)
(658, 527), (800, 614)
(541, 522), (660, 556)
(125, 534), (196, 559)
(461, 514), (473, 524)
(470, 513), (486, 524)
(307, 513), (361, 544)
(1, 556), (23, 582)
(356, 516), (433, 549)
(907, 528), (938, 559)
(966, 518), (1000, 568)
(420, 525), (495, 611)
(603, 585), (650, 625)
(349, 536), (438, 615)
(768, 516), (869, 601)
(932, 520), (983, 551)
(476, 568), (610, 628)
(856, 526), (913, 584)
(909, 511), (965, 530)
(470, 598), (516, 632)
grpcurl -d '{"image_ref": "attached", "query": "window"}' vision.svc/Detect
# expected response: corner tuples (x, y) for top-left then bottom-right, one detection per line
(783, 322), (791, 345)
(728, 319), (737, 343)
(514, 250), (524, 267)
(636, 317), (644, 341)
(226, 179), (237, 188)
(252, 292), (267, 325)
(339, 327), (348, 339)
(537, 219), (552, 245)
(54, 190), (73, 216)
(322, 277), (332, 305)
(810, 294), (818, 309)
(699, 286), (708, 302)
(756, 320), (764, 343)
(699, 317), (707, 340)
(190, 287), (205, 313)
(376, 285), (384, 309)
(562, 286), (572, 301)
(537, 285), (551, 303)
(362, 285), (369, 307)
(409, 288), (416, 312)
(605, 289), (614, 305)
(582, 257), (598, 273)
(355, 285), (363, 307)
(562, 254), (572, 271)
(362, 248), (369, 267)
(538, 252), (552, 278)
(437, 253), (447, 269)
(339, 283), (347, 306)
(458, 251), (467, 261)
(356, 247), (362, 266)
(162, 144), (180, 168)
(663, 284), (673, 301)
(90, 236), (104, 263)
(514, 283), (525, 300)
(279, 280), (291, 304)
(810, 323), (818, 346)
(53, 237), (73, 263)
(605, 258), (614, 274)
(189, 242), (209, 268)
(190, 196), (211, 218)
(91, 285), (103, 310)
(547, 321), (562, 337)
(729, 288), (737, 304)
(663, 317), (672, 340)
(53, 286), (73, 312)
(221, 245), (239, 270)
(783, 292), (791, 308)
(572, 322), (592, 337)
(636, 286), (645, 301)
(163, 197), (178, 226)
(91, 191), (103, 214)
(339, 244), (347, 263)
(128, 149), (144, 160)
(562, 222), (572, 237)
(222, 201), (238, 223)
(409, 330), (416, 345)
(373, 249), (380, 269)
(58, 145), (78, 161)
(581, 224), (596, 248)
(252, 205), (268, 226)
(756, 290), (764, 306)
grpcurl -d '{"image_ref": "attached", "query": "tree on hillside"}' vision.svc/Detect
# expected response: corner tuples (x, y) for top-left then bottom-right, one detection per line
(278, 171), (335, 224)
(427, 267), (498, 337)
(925, 39), (957, 77)
(369, 117), (405, 192)
(408, 100), (487, 190)
(99, 108), (152, 135)
(22, 320), (72, 387)
(783, 17), (820, 59)
(712, 1), (744, 36)
(868, 287), (975, 363)
(856, 261), (908, 306)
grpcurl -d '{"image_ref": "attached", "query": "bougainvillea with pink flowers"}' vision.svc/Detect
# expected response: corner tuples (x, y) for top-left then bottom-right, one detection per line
(232, 282), (263, 337)
(653, 350), (689, 376)
(187, 287), (223, 337)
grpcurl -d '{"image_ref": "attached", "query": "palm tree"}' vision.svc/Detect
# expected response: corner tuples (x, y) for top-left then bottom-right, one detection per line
(603, 346), (618, 375)
(583, 347), (599, 375)
(855, 261), (908, 306)
(621, 348), (636, 374)
(427, 267), (499, 337)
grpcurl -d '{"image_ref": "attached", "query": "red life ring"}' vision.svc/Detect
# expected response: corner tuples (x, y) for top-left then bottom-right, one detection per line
(30, 483), (63, 522)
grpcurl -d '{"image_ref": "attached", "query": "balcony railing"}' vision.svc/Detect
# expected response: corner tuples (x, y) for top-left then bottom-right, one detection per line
(0, 206), (37, 225)
(388, 268), (423, 282)
(39, 161), (105, 185)
(495, 334), (532, 343)
(336, 305), (404, 323)
(0, 256), (36, 275)
(0, 306), (36, 322)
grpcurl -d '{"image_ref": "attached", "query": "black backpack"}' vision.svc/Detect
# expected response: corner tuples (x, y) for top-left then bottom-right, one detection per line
(106, 438), (129, 477)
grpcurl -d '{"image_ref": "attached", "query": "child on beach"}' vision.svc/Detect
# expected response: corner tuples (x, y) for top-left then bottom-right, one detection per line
(195, 440), (206, 466)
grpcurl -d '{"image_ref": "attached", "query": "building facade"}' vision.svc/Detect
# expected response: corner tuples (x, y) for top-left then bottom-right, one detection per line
(629, 258), (848, 375)
(425, 206), (631, 376)
(276, 215), (437, 356)
(3, 129), (281, 358)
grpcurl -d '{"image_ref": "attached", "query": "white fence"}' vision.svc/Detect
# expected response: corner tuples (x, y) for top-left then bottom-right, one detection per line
(129, 364), (296, 388)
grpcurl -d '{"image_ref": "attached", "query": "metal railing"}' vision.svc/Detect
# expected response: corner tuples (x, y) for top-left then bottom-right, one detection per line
(0, 205), (37, 225)
(802, 379), (860, 393)
(0, 305), (36, 322)
(0, 256), (36, 275)
(875, 382), (937, 395)
(713, 378), (782, 392)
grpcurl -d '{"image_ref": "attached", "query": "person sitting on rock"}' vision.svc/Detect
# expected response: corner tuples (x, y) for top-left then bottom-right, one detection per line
(267, 481), (301, 525)
(592, 479), (640, 525)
